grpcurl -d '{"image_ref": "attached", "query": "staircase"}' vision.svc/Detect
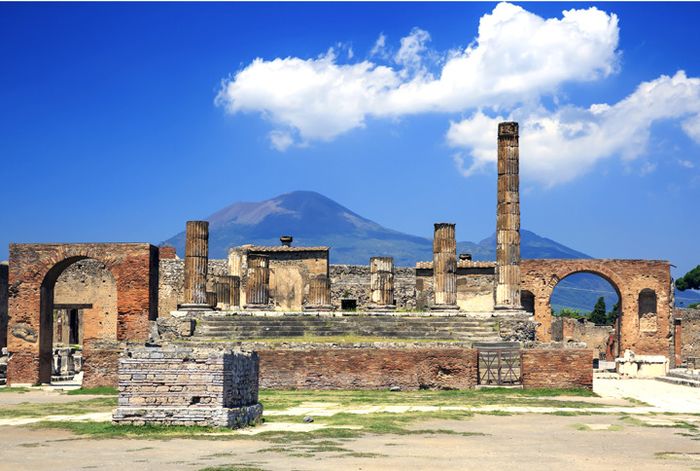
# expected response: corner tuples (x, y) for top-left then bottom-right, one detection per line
(656, 369), (700, 388)
(193, 314), (501, 343)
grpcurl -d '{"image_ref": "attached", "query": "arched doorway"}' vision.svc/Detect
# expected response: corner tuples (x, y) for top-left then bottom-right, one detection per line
(549, 272), (621, 360)
(46, 259), (118, 384)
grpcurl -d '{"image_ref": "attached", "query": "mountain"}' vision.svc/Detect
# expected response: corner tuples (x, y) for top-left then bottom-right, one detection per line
(162, 190), (700, 309)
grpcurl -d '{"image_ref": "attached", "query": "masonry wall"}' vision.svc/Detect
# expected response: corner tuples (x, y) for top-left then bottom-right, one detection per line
(229, 248), (329, 310)
(158, 259), (229, 317)
(330, 265), (416, 310)
(521, 348), (593, 389)
(53, 259), (118, 344)
(415, 264), (496, 311)
(551, 317), (613, 360)
(258, 346), (477, 390)
(256, 345), (592, 390)
(113, 346), (262, 427)
(0, 263), (8, 349)
(676, 308), (700, 362)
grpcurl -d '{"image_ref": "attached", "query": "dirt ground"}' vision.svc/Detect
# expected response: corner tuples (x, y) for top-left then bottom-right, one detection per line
(1, 379), (699, 471)
(1, 412), (699, 470)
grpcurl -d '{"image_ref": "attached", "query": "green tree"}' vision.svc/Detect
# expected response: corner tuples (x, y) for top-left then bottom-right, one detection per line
(589, 296), (607, 325)
(676, 265), (700, 291)
(555, 308), (584, 319)
(606, 300), (620, 325)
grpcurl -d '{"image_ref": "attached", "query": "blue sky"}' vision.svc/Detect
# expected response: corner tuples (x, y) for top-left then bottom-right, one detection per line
(1, 2), (699, 278)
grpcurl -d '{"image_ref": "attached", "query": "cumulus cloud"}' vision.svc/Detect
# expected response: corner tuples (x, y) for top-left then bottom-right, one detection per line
(447, 72), (700, 185)
(217, 2), (620, 146)
(268, 130), (294, 152)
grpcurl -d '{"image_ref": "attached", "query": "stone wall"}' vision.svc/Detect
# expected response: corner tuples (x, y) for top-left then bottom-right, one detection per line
(53, 259), (118, 344)
(0, 262), (7, 349)
(521, 348), (593, 389)
(330, 265), (416, 310)
(551, 317), (613, 359)
(158, 259), (228, 317)
(676, 308), (700, 362)
(229, 246), (329, 311)
(258, 345), (477, 390)
(414, 261), (496, 311)
(253, 344), (592, 390)
(82, 340), (123, 388)
(113, 346), (262, 427)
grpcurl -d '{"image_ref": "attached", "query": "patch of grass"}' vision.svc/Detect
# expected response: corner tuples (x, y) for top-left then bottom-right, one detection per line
(29, 421), (242, 439)
(0, 386), (30, 394)
(655, 452), (700, 461)
(572, 423), (623, 431)
(0, 397), (116, 418)
(259, 387), (596, 412)
(66, 386), (118, 396)
(621, 396), (651, 406)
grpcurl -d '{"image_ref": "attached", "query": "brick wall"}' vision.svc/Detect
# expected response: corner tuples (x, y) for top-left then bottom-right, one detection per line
(0, 263), (7, 349)
(81, 340), (123, 388)
(676, 308), (700, 362)
(259, 346), (478, 390)
(521, 348), (593, 389)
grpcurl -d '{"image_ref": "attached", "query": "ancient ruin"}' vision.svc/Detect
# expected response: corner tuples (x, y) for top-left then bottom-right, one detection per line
(113, 346), (262, 427)
(0, 121), (688, 392)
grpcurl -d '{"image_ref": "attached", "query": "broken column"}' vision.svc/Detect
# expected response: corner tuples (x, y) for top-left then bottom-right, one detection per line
(182, 220), (209, 309)
(369, 257), (395, 310)
(304, 275), (333, 311)
(225, 275), (241, 309)
(432, 223), (458, 310)
(244, 254), (270, 310)
(214, 279), (230, 309)
(495, 122), (522, 310)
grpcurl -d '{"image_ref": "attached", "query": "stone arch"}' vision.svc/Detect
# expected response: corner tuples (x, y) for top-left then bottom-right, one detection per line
(521, 259), (673, 356)
(7, 243), (157, 386)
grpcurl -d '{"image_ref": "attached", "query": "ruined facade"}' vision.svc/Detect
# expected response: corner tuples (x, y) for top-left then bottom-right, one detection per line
(6, 243), (158, 385)
(1, 121), (683, 389)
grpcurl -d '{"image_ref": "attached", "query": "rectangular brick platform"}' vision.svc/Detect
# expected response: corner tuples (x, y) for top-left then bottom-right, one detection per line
(113, 346), (262, 427)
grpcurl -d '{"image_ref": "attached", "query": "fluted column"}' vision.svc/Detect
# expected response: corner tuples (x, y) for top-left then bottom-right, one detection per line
(369, 257), (395, 310)
(495, 122), (522, 310)
(214, 279), (230, 309)
(182, 220), (209, 309)
(304, 274), (333, 311)
(432, 223), (458, 310)
(226, 275), (241, 309)
(244, 254), (270, 309)
(205, 291), (217, 308)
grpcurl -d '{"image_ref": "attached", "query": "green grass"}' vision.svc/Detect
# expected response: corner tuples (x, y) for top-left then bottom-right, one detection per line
(66, 386), (118, 396)
(0, 397), (116, 418)
(258, 387), (597, 411)
(0, 387), (30, 394)
(199, 466), (267, 471)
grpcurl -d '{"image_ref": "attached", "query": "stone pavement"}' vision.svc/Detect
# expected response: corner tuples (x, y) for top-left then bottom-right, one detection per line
(593, 378), (700, 413)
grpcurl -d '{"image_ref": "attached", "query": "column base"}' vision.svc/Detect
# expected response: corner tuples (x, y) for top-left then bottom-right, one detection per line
(367, 304), (396, 311)
(178, 303), (212, 311)
(430, 304), (460, 311)
(243, 304), (274, 311)
(303, 305), (335, 312)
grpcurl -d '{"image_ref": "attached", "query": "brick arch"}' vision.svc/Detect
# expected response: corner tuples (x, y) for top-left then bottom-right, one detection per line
(521, 259), (672, 356)
(7, 243), (158, 385)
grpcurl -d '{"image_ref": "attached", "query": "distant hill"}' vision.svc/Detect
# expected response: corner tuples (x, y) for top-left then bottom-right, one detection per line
(162, 190), (700, 309)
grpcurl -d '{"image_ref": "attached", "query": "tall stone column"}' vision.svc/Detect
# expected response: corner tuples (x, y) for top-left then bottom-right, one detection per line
(182, 220), (209, 309)
(304, 274), (333, 311)
(432, 223), (458, 310)
(369, 257), (395, 310)
(244, 254), (270, 309)
(495, 122), (522, 310)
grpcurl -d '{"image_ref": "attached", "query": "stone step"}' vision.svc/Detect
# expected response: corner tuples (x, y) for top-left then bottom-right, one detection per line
(656, 375), (700, 388)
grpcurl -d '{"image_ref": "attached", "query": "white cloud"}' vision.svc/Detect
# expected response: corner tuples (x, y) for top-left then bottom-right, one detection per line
(217, 2), (620, 148)
(370, 33), (388, 59)
(268, 130), (294, 152)
(447, 72), (700, 185)
(678, 159), (695, 169)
